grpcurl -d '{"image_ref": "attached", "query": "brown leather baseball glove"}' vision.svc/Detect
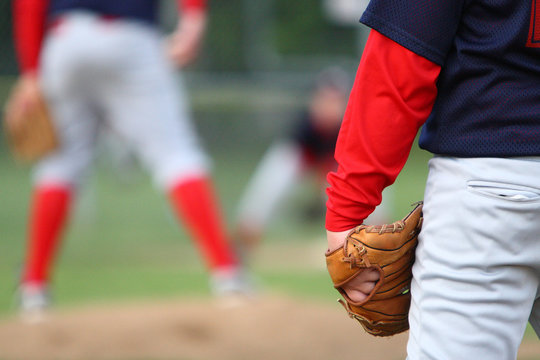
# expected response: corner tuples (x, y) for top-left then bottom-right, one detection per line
(326, 202), (423, 337)
(3, 76), (58, 163)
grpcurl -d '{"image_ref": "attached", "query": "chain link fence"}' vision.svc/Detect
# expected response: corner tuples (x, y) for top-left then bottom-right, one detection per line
(0, 0), (367, 154)
(0, 0), (364, 74)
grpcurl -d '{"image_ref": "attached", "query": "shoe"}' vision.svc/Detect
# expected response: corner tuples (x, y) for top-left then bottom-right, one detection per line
(210, 267), (256, 307)
(19, 283), (50, 323)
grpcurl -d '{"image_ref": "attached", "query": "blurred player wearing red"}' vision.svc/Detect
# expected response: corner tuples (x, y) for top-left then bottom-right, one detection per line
(235, 69), (348, 253)
(11, 0), (251, 316)
(235, 68), (390, 254)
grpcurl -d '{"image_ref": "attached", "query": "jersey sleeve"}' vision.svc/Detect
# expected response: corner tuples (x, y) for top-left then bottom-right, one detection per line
(12, 0), (50, 74)
(325, 30), (441, 231)
(179, 0), (207, 12)
(360, 0), (466, 65)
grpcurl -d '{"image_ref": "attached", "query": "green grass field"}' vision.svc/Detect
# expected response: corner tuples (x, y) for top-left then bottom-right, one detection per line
(0, 126), (430, 316)
(0, 78), (536, 345)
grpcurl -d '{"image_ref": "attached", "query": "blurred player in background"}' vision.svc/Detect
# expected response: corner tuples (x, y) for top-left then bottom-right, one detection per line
(9, 0), (251, 316)
(235, 67), (391, 255)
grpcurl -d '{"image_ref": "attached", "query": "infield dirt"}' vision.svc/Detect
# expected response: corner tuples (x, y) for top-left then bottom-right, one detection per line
(0, 296), (538, 360)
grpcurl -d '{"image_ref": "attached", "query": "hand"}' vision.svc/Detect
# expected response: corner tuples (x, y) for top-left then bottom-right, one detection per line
(327, 229), (351, 252)
(327, 229), (380, 303)
(235, 221), (263, 252)
(167, 10), (207, 68)
(341, 267), (380, 303)
(4, 73), (41, 131)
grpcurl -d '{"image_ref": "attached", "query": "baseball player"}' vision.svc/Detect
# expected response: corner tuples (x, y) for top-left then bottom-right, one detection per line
(236, 68), (393, 254)
(325, 0), (540, 359)
(235, 68), (351, 251)
(235, 67), (390, 255)
(236, 67), (392, 253)
(11, 0), (251, 315)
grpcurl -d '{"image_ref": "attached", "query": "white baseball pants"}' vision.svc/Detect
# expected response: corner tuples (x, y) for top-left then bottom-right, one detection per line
(236, 141), (304, 228)
(407, 156), (540, 360)
(36, 12), (208, 190)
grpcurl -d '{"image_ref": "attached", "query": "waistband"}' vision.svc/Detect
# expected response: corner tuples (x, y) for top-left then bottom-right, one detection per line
(48, 12), (120, 30)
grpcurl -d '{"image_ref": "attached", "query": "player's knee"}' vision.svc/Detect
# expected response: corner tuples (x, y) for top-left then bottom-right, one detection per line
(152, 157), (211, 190)
(33, 161), (90, 190)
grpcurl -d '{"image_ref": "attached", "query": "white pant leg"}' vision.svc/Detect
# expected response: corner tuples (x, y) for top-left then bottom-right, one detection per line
(236, 141), (304, 229)
(32, 100), (99, 188)
(529, 291), (540, 337)
(35, 19), (101, 188)
(407, 157), (540, 360)
(94, 21), (209, 190)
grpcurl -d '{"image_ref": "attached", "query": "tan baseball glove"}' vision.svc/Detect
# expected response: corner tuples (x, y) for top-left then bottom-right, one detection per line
(326, 202), (423, 337)
(3, 76), (58, 163)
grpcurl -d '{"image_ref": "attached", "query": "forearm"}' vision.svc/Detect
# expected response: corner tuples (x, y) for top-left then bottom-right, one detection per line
(325, 30), (441, 233)
(168, 0), (208, 67)
(178, 0), (207, 25)
(13, 0), (49, 74)
(175, 9), (207, 40)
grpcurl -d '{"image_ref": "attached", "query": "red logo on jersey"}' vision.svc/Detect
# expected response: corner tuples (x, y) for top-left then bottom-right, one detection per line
(527, 0), (540, 47)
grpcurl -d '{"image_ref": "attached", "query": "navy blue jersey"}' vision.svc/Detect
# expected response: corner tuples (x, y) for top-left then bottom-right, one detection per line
(290, 112), (339, 163)
(48, 0), (159, 25)
(361, 0), (540, 157)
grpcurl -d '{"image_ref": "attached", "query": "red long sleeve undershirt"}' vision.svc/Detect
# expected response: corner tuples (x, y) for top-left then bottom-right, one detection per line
(13, 0), (49, 74)
(12, 0), (207, 74)
(325, 30), (441, 232)
(180, 0), (207, 11)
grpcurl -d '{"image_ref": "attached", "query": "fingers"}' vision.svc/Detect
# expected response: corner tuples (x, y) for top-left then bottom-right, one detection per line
(342, 268), (381, 303)
(325, 229), (381, 304)
(354, 267), (380, 282)
(344, 285), (376, 303)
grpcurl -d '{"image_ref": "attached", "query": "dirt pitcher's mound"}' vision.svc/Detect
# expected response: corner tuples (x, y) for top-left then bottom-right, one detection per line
(1, 296), (539, 360)
(0, 296), (409, 360)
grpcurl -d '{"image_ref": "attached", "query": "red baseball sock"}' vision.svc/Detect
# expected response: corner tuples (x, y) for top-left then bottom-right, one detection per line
(22, 185), (72, 285)
(169, 177), (238, 270)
